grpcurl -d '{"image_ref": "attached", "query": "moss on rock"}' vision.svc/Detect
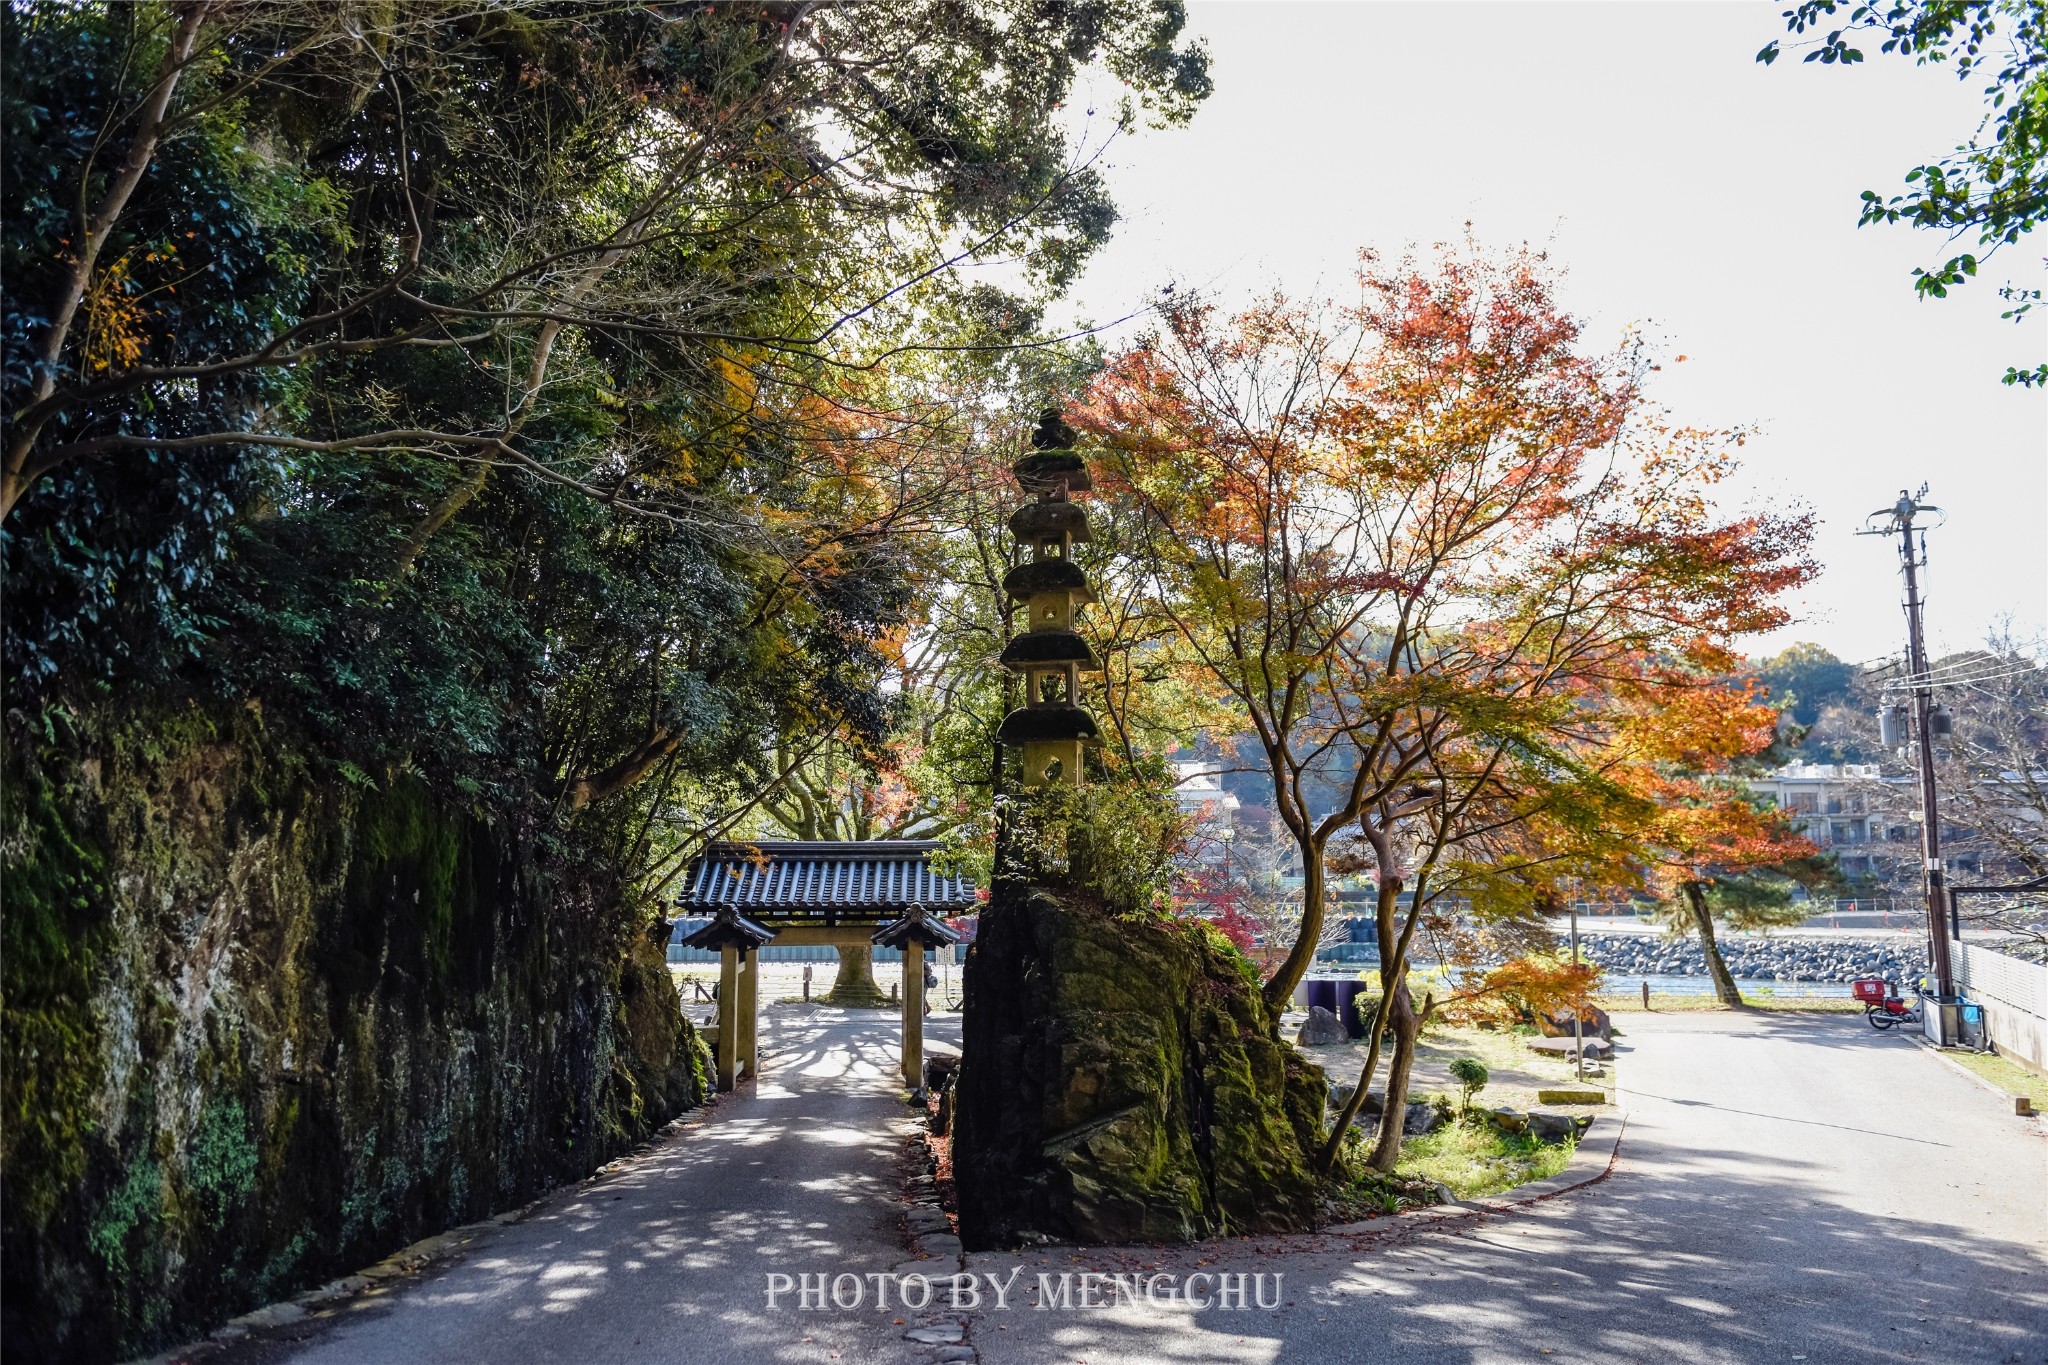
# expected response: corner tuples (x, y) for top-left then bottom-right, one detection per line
(952, 887), (1323, 1248)
(1, 707), (708, 1362)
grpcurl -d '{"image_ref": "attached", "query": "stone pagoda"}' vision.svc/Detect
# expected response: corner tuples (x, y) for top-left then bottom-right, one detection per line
(997, 410), (1100, 788)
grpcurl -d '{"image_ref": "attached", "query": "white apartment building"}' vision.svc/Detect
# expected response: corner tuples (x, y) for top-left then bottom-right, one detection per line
(1171, 761), (1242, 824)
(1745, 762), (1886, 877)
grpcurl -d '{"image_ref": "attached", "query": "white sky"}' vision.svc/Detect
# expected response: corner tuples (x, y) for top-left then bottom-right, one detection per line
(1058, 0), (2047, 665)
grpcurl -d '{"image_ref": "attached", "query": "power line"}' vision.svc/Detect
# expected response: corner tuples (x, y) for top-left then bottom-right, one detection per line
(1872, 650), (2045, 686)
(1884, 663), (2042, 691)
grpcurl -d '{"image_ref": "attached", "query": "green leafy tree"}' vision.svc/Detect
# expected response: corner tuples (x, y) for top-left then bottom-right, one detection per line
(1759, 0), (2048, 385)
(3, 0), (1216, 802)
(3, 2), (1214, 517)
(0, 8), (1215, 1351)
(1448, 1057), (1488, 1119)
(1755, 642), (1857, 726)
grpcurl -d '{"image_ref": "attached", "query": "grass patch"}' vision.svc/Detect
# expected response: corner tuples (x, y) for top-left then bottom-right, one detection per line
(1327, 1168), (1446, 1220)
(1743, 989), (1865, 1013)
(1941, 1048), (2043, 1100)
(1395, 1118), (1576, 1200)
(1410, 1025), (1615, 1110)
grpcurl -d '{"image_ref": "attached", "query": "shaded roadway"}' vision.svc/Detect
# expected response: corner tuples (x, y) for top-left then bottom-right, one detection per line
(225, 1006), (2046, 1364)
(228, 1005), (953, 1365)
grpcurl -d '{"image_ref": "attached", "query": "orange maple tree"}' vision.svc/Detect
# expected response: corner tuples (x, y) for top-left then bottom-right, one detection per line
(1078, 242), (1818, 1170)
(1608, 677), (1829, 1006)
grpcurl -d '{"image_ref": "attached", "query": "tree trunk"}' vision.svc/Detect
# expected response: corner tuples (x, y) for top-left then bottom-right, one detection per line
(825, 943), (889, 1007)
(1367, 977), (1421, 1172)
(1317, 868), (1406, 1169)
(561, 727), (679, 808)
(387, 465), (489, 583)
(1685, 881), (1745, 1007)
(1317, 1000), (1387, 1172)
(1261, 831), (1322, 1015)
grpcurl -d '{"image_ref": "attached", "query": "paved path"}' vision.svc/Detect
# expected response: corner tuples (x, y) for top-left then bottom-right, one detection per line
(233, 1008), (2045, 1365)
(235, 1006), (954, 1365)
(962, 1011), (2048, 1365)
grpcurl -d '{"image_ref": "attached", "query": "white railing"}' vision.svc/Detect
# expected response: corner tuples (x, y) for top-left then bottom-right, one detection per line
(1952, 939), (2048, 1074)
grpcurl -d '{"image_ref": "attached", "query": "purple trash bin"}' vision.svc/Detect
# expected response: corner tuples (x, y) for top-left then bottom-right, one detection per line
(1305, 979), (1339, 1018)
(1334, 980), (1369, 1038)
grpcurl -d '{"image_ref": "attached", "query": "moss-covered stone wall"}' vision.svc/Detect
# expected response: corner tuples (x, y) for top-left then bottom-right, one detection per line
(1, 707), (707, 1362)
(952, 886), (1324, 1248)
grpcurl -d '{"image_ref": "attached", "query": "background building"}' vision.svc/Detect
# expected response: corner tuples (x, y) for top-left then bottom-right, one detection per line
(1744, 761), (1885, 878)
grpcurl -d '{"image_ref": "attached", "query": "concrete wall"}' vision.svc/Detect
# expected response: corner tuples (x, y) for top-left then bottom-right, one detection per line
(1953, 940), (2048, 1073)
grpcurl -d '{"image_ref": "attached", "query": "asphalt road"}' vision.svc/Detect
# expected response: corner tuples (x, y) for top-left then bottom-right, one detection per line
(225, 1008), (2045, 1365)
(962, 1011), (2048, 1365)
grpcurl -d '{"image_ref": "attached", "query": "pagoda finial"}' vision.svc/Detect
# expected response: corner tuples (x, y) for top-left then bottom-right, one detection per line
(1032, 409), (1077, 450)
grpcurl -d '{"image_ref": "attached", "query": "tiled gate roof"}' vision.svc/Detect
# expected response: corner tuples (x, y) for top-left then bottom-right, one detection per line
(678, 840), (978, 925)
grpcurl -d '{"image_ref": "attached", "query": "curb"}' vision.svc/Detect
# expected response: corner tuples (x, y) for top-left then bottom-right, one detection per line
(899, 1122), (976, 1363)
(129, 1212), (534, 1365)
(900, 1119), (965, 1272)
(1321, 1109), (1628, 1234)
(124, 1102), (726, 1365)
(1905, 1033), (2047, 1133)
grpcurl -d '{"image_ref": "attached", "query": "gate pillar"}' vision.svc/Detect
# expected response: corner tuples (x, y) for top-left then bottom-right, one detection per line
(678, 908), (776, 1092)
(873, 904), (960, 1097)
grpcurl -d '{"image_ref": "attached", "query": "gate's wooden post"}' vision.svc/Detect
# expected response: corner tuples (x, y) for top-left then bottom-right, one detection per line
(738, 946), (760, 1083)
(902, 944), (925, 1092)
(716, 943), (739, 1091)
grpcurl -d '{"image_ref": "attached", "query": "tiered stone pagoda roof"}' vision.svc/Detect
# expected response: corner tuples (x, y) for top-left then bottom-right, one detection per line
(999, 410), (1101, 787)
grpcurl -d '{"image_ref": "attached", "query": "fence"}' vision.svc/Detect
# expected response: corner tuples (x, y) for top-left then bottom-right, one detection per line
(1951, 939), (2048, 1074)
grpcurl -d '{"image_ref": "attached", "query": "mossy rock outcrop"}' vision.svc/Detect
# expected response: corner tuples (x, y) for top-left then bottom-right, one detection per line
(1, 706), (709, 1362)
(952, 886), (1323, 1248)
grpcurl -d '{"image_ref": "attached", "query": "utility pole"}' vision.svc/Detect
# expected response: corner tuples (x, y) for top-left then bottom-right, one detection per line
(1860, 488), (1954, 1005)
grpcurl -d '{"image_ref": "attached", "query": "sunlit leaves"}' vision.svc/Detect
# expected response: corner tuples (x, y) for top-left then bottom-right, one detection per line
(1076, 242), (1818, 1002)
(1761, 0), (2047, 383)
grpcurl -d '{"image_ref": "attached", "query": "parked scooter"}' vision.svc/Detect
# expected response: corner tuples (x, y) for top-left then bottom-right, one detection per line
(1851, 977), (1923, 1030)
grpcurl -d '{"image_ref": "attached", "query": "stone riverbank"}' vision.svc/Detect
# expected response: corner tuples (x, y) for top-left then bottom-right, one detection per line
(1577, 932), (1930, 984)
